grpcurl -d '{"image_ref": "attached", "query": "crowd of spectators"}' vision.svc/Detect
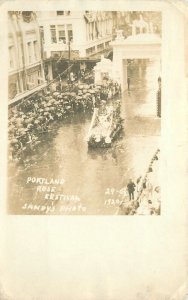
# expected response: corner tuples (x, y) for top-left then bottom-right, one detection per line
(117, 149), (161, 215)
(8, 78), (121, 164)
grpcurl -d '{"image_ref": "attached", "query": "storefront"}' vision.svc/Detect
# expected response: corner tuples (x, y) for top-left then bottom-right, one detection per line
(27, 65), (42, 90)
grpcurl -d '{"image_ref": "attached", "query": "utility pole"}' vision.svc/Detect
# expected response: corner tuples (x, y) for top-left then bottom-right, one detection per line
(68, 38), (71, 82)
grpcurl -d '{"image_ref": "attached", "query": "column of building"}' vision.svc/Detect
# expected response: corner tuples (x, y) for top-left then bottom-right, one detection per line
(8, 11), (47, 104)
(10, 13), (23, 95)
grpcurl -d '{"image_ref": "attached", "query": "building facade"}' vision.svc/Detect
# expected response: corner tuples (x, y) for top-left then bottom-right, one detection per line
(37, 11), (113, 59)
(8, 11), (46, 105)
(36, 11), (113, 80)
(112, 11), (161, 39)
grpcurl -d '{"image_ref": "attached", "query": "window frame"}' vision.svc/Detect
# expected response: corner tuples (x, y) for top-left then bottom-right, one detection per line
(50, 25), (57, 44)
(57, 25), (66, 43)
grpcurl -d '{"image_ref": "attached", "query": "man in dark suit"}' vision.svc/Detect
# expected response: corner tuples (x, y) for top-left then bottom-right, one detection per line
(127, 77), (131, 90)
(127, 179), (136, 200)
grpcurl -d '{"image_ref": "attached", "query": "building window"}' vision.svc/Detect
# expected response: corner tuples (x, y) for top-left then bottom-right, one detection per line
(67, 24), (73, 42)
(97, 43), (104, 52)
(57, 11), (70, 16)
(57, 11), (64, 16)
(40, 26), (45, 43)
(105, 41), (109, 48)
(27, 42), (32, 64)
(21, 73), (27, 91)
(38, 70), (41, 84)
(58, 25), (66, 43)
(50, 25), (57, 43)
(86, 46), (95, 56)
(28, 72), (38, 89)
(22, 11), (32, 23)
(33, 41), (39, 61)
(27, 74), (33, 89)
(8, 74), (19, 99)
(9, 46), (14, 69)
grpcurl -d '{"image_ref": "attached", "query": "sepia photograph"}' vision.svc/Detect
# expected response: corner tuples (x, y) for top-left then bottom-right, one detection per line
(8, 10), (161, 215)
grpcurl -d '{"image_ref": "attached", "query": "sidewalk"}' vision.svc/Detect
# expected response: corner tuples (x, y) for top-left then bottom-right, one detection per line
(116, 79), (161, 215)
(121, 85), (161, 180)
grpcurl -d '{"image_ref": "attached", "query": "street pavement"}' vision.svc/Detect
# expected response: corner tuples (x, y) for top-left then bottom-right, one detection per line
(120, 77), (161, 182)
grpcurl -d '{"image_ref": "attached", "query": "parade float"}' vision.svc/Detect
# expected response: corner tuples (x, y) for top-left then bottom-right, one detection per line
(86, 101), (123, 148)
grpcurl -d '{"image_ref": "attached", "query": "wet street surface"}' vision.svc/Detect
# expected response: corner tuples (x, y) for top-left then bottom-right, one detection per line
(8, 61), (160, 215)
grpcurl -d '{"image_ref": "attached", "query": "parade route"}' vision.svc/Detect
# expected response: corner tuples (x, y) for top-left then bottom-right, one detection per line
(8, 61), (160, 215)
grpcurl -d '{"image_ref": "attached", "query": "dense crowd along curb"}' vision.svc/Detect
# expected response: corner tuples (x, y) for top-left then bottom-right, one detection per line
(8, 79), (121, 165)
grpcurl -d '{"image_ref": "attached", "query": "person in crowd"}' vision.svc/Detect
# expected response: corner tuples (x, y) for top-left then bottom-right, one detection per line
(127, 77), (131, 91)
(152, 186), (161, 215)
(127, 178), (136, 200)
(136, 175), (142, 192)
(158, 76), (161, 88)
(142, 178), (147, 195)
(146, 178), (153, 201)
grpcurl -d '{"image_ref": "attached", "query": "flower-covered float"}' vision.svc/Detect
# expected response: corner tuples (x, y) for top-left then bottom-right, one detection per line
(86, 100), (123, 148)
